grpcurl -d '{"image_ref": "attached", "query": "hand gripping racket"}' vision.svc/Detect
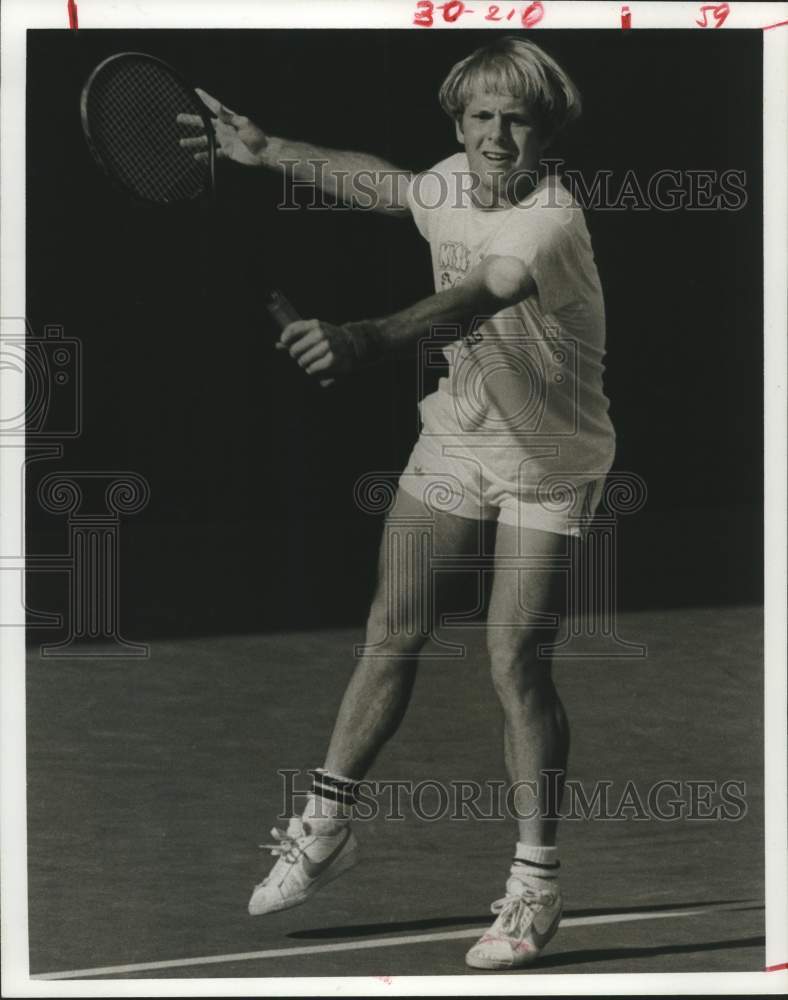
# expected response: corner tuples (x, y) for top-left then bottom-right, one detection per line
(260, 289), (334, 387)
(80, 52), (329, 380)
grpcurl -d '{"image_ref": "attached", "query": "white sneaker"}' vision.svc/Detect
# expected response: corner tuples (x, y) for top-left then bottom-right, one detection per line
(248, 816), (359, 916)
(465, 874), (562, 969)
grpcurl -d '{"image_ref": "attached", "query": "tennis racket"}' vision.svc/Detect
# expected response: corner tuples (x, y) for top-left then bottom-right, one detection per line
(79, 52), (332, 382)
(81, 51), (215, 204)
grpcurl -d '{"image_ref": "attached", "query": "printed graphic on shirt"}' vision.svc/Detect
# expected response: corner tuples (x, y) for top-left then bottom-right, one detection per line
(438, 239), (479, 344)
(438, 240), (471, 276)
(440, 271), (461, 290)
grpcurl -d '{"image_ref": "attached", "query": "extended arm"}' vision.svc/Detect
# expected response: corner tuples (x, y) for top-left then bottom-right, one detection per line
(260, 136), (411, 216)
(177, 90), (411, 216)
(279, 255), (537, 380)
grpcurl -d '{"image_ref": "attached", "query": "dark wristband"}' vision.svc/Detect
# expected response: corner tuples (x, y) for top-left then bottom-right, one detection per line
(344, 320), (385, 368)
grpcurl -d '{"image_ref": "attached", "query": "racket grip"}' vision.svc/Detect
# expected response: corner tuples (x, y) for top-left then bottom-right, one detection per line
(263, 288), (300, 329)
(263, 289), (334, 388)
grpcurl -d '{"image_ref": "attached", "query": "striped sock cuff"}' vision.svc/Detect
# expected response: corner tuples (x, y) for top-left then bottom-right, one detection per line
(514, 841), (560, 866)
(309, 768), (360, 808)
(512, 857), (561, 871)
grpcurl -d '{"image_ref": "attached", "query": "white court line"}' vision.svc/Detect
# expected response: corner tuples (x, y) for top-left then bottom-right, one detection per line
(32, 901), (760, 980)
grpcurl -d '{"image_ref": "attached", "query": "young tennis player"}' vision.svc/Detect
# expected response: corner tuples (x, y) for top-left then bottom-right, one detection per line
(180, 36), (615, 970)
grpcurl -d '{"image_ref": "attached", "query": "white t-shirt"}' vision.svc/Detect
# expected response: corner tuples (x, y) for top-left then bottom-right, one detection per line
(406, 152), (616, 499)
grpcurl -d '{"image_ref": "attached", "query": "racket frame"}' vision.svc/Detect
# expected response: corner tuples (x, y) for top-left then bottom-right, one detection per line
(80, 51), (216, 204)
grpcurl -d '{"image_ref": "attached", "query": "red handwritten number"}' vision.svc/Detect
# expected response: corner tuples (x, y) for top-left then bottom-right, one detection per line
(440, 0), (465, 22)
(621, 5), (631, 29)
(413, 0), (434, 26)
(696, 3), (729, 28)
(521, 2), (544, 27)
(485, 5), (502, 20)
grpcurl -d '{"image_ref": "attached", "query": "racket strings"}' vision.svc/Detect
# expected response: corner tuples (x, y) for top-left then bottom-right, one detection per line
(85, 56), (211, 203)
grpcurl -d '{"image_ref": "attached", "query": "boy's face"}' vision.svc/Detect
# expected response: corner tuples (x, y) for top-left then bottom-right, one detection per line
(456, 89), (548, 207)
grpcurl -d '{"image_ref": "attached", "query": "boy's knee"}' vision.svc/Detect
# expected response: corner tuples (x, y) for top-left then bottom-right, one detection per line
(364, 598), (430, 657)
(487, 630), (554, 698)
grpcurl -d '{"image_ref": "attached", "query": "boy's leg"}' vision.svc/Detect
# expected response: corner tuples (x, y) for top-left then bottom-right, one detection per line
(488, 522), (572, 845)
(250, 485), (482, 915)
(323, 486), (481, 779)
(466, 522), (572, 969)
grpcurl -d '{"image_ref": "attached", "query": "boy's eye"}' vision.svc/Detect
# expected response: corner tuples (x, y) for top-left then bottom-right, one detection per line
(471, 112), (530, 125)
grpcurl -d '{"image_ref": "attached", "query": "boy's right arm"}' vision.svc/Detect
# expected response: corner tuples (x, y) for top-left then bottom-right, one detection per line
(177, 89), (413, 217)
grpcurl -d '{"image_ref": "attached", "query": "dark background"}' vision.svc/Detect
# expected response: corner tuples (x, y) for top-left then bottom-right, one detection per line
(26, 29), (763, 639)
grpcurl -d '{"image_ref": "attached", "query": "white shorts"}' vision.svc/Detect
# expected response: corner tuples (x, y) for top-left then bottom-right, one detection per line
(399, 433), (606, 537)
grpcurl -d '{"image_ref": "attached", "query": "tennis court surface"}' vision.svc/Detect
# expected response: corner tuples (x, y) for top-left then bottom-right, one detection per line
(26, 604), (764, 979)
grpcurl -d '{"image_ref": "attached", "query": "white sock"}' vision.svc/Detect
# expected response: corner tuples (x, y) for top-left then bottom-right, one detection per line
(511, 842), (560, 880)
(301, 768), (356, 835)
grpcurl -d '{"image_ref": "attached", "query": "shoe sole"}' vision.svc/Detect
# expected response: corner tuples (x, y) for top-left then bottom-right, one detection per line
(248, 843), (360, 916)
(465, 949), (542, 970)
(464, 908), (562, 970)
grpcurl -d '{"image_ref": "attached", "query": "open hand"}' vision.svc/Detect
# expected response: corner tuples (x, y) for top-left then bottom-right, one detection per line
(176, 88), (268, 167)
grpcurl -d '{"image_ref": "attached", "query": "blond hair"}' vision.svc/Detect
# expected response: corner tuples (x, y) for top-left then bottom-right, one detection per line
(438, 36), (582, 138)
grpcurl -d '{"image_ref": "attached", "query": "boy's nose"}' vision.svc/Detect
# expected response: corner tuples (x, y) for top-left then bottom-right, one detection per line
(489, 114), (508, 141)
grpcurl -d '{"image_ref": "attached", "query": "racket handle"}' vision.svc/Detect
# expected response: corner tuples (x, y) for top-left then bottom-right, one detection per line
(262, 288), (334, 388)
(263, 287), (300, 329)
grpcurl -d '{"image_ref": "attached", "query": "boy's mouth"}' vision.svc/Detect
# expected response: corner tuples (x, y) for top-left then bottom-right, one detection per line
(481, 151), (514, 163)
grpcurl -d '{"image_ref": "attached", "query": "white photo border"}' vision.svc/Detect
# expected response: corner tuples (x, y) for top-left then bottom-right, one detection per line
(2, 0), (786, 995)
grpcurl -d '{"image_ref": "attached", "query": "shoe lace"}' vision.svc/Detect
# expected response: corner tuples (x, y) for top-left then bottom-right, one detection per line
(258, 824), (306, 866)
(490, 884), (556, 937)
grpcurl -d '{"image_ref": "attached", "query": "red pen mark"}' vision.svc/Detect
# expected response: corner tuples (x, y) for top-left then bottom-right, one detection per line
(621, 5), (631, 29)
(67, 0), (78, 29)
(765, 961), (788, 972)
(763, 19), (788, 30)
(413, 0), (434, 25)
(413, 0), (472, 26)
(521, 1), (544, 27)
(696, 3), (729, 28)
(440, 0), (467, 22)
(507, 8), (515, 19)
